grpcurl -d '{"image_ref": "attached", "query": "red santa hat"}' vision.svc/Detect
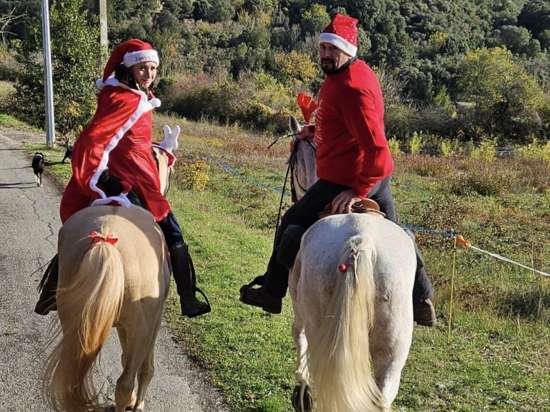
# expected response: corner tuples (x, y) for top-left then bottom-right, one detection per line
(319, 14), (358, 57)
(99, 39), (159, 84)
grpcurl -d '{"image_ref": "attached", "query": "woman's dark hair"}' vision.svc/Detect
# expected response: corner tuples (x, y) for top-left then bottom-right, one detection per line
(114, 64), (138, 89)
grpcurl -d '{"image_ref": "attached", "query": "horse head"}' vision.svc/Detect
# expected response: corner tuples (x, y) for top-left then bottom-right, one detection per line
(289, 116), (318, 202)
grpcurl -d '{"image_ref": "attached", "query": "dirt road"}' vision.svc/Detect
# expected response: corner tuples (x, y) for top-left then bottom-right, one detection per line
(0, 128), (227, 411)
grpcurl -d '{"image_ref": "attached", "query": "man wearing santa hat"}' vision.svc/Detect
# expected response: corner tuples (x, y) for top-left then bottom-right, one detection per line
(35, 39), (211, 318)
(240, 13), (436, 326)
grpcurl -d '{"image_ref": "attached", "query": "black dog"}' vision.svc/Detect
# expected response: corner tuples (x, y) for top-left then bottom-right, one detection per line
(61, 141), (73, 163)
(32, 152), (45, 187)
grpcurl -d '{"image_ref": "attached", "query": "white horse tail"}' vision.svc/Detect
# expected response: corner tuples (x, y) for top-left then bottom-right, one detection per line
(308, 234), (386, 412)
(44, 238), (125, 412)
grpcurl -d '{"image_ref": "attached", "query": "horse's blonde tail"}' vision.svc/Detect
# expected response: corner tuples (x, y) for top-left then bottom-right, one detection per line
(308, 235), (386, 412)
(43, 240), (125, 412)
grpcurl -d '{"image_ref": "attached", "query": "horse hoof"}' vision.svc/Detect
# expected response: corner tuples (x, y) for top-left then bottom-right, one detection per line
(291, 384), (313, 412)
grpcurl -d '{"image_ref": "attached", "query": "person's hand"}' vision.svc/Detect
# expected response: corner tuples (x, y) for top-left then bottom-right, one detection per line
(160, 124), (181, 153)
(298, 124), (314, 140)
(290, 125), (314, 152)
(330, 189), (363, 214)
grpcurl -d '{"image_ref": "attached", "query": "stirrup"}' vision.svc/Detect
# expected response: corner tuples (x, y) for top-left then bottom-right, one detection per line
(182, 287), (211, 318)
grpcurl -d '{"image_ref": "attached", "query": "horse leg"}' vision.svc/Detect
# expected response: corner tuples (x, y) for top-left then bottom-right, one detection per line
(371, 303), (413, 408)
(133, 318), (161, 412)
(117, 327), (138, 408)
(291, 311), (313, 412)
(115, 325), (148, 412)
(293, 318), (309, 386)
(133, 347), (154, 412)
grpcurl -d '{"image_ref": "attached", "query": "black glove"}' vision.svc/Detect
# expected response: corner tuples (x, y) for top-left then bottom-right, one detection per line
(97, 170), (124, 196)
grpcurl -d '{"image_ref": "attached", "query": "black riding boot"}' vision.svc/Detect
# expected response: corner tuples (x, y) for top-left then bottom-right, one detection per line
(169, 242), (211, 318)
(34, 255), (59, 315)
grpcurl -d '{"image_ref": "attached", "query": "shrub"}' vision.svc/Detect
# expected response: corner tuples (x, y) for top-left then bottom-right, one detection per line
(402, 155), (455, 178)
(388, 138), (401, 157)
(179, 158), (210, 191)
(409, 131), (424, 155)
(0, 80), (15, 112)
(448, 166), (507, 196)
(518, 138), (550, 164)
(385, 103), (458, 140)
(273, 50), (317, 85)
(0, 45), (21, 82)
(471, 138), (497, 161)
(439, 139), (455, 156)
(158, 71), (296, 133)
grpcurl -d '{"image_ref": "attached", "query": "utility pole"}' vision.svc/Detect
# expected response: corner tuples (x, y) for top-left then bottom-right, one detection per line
(99, 0), (108, 66)
(41, 0), (55, 147)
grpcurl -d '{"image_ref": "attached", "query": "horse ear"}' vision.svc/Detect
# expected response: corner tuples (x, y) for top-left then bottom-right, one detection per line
(289, 116), (302, 134)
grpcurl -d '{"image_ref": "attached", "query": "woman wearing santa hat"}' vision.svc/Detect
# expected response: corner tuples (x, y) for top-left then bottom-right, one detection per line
(35, 39), (211, 318)
(240, 14), (436, 327)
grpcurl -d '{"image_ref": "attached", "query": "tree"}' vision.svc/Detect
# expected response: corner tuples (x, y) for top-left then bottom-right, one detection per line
(457, 47), (545, 140)
(518, 0), (550, 38)
(0, 6), (23, 45)
(301, 3), (330, 35)
(15, 0), (100, 138)
(495, 25), (533, 55)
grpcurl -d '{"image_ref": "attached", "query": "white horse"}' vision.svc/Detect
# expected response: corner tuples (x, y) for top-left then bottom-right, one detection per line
(43, 133), (178, 412)
(287, 118), (416, 411)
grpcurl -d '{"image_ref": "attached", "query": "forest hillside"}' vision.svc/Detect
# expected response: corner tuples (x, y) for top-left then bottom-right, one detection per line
(1, 0), (549, 145)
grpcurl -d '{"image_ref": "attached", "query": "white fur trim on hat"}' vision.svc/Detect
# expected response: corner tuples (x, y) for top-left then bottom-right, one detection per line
(123, 49), (159, 67)
(319, 33), (357, 57)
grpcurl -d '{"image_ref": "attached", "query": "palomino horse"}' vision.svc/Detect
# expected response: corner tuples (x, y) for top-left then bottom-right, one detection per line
(43, 132), (178, 412)
(286, 118), (416, 411)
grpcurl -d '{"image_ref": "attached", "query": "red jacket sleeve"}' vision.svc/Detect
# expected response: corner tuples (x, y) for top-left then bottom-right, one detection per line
(342, 88), (393, 198)
(71, 88), (141, 193)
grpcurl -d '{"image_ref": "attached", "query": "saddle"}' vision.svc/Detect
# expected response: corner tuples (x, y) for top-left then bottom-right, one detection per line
(319, 198), (386, 219)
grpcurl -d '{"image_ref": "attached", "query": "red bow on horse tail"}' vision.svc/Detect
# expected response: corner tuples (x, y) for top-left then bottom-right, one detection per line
(89, 231), (119, 245)
(296, 93), (318, 124)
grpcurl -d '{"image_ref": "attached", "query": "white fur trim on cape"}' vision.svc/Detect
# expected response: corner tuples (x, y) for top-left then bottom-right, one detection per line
(319, 32), (357, 57)
(123, 49), (159, 67)
(88, 90), (161, 200)
(91, 193), (133, 208)
(96, 76), (120, 89)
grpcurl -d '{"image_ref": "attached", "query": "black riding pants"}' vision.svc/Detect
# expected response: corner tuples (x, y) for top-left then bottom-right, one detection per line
(263, 177), (433, 303)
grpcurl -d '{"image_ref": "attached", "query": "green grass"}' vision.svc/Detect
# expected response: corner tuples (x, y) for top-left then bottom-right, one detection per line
(8, 115), (549, 411)
(165, 135), (549, 411)
(0, 112), (40, 131)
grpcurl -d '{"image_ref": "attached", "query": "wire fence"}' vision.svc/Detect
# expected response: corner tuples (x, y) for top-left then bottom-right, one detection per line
(201, 154), (549, 278)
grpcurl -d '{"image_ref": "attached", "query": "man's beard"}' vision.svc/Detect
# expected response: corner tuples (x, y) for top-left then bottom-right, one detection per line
(321, 59), (337, 74)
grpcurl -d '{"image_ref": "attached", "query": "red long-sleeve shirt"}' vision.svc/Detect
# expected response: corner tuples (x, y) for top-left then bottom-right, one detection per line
(315, 59), (393, 198)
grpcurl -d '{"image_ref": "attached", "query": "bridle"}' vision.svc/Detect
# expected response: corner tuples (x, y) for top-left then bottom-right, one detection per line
(272, 138), (317, 243)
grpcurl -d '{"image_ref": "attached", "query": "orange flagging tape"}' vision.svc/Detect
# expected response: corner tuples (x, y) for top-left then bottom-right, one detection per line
(455, 235), (471, 249)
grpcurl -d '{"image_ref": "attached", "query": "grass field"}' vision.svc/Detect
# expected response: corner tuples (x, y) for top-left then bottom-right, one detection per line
(4, 111), (548, 411)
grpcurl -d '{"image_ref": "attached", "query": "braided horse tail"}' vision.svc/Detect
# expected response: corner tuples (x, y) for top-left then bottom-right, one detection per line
(43, 234), (124, 411)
